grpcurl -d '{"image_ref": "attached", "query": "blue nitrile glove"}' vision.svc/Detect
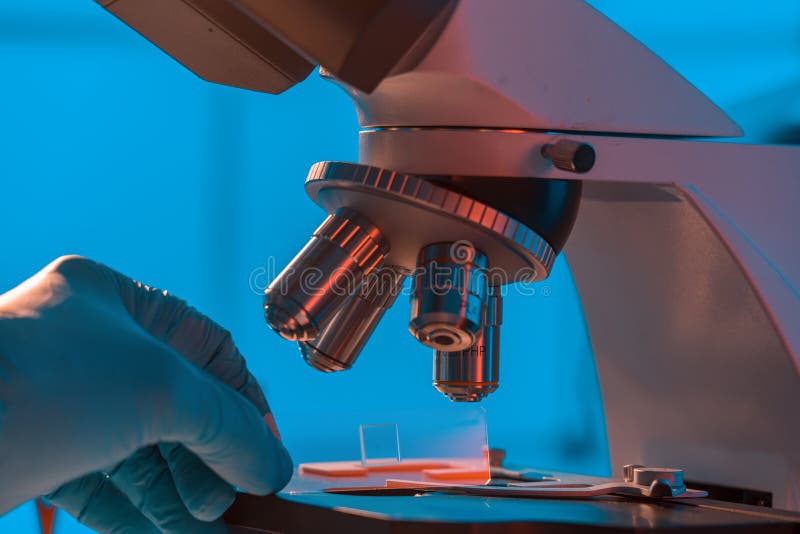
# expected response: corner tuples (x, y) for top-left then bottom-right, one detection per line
(0, 256), (292, 533)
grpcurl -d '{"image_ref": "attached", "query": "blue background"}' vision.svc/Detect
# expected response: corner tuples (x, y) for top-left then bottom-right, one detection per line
(1, 1), (798, 532)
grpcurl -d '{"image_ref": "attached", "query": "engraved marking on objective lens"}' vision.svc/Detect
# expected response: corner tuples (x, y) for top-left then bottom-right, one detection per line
(453, 344), (486, 357)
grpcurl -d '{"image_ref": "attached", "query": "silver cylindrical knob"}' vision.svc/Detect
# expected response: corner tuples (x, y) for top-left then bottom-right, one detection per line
(622, 464), (645, 483)
(434, 287), (502, 402)
(542, 139), (596, 174)
(299, 266), (407, 372)
(409, 242), (488, 351)
(631, 467), (684, 488)
(264, 208), (388, 341)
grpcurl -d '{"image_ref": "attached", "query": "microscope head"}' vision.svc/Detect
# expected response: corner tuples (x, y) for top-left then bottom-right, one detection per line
(260, 0), (740, 401)
(95, 0), (456, 95)
(251, 1), (632, 403)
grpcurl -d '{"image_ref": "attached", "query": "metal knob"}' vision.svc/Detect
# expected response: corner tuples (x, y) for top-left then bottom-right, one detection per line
(264, 208), (388, 341)
(542, 139), (596, 174)
(622, 464), (645, 483)
(623, 464), (684, 488)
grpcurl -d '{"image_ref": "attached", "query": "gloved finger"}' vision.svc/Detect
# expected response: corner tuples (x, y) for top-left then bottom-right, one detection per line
(159, 442), (236, 521)
(107, 446), (228, 534)
(114, 274), (290, 494)
(112, 273), (272, 417)
(45, 473), (158, 534)
(162, 357), (293, 496)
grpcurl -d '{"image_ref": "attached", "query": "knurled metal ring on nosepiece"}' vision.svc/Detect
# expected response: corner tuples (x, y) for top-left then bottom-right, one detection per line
(305, 162), (557, 283)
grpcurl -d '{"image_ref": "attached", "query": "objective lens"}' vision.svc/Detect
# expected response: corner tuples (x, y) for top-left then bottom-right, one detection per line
(434, 287), (502, 402)
(299, 266), (407, 372)
(264, 208), (388, 341)
(409, 242), (488, 351)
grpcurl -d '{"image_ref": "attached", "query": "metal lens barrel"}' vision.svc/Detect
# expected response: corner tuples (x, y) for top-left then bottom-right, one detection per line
(264, 208), (388, 341)
(409, 242), (488, 351)
(299, 266), (407, 372)
(434, 287), (502, 402)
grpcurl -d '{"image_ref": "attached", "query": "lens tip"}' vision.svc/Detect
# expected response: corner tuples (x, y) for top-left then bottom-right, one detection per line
(410, 322), (477, 352)
(434, 382), (497, 403)
(264, 293), (318, 341)
(298, 342), (349, 372)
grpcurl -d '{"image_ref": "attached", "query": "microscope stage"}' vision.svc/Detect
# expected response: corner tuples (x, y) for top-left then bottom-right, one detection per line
(226, 491), (800, 533)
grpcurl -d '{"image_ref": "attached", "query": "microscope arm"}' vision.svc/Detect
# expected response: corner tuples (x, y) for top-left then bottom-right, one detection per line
(96, 0), (455, 94)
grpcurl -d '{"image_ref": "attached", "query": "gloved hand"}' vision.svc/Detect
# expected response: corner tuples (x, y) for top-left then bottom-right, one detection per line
(0, 256), (292, 533)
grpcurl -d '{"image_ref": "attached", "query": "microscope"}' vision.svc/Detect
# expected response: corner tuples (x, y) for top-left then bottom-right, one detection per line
(98, 0), (800, 529)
